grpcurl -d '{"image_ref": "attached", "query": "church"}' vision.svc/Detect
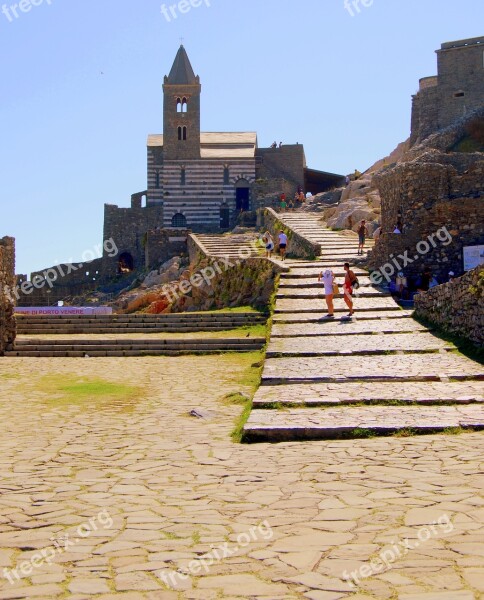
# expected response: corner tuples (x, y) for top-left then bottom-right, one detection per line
(144, 45), (343, 230)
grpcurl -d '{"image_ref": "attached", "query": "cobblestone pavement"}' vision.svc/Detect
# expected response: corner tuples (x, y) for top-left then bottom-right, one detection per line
(2, 357), (483, 599)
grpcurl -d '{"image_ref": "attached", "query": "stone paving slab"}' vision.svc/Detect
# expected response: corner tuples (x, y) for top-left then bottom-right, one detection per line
(272, 311), (412, 323)
(243, 405), (484, 442)
(271, 318), (427, 337)
(280, 277), (374, 287)
(277, 288), (386, 298)
(252, 381), (484, 406)
(266, 333), (452, 357)
(275, 297), (398, 313)
(262, 353), (484, 384)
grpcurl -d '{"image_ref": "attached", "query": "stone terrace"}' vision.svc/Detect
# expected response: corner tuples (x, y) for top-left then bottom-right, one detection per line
(244, 213), (484, 442)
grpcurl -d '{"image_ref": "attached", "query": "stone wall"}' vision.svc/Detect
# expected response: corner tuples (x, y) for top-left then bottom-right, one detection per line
(261, 208), (320, 259)
(145, 228), (188, 270)
(369, 147), (484, 282)
(415, 265), (483, 346)
(103, 203), (164, 277)
(256, 145), (306, 192)
(0, 237), (16, 355)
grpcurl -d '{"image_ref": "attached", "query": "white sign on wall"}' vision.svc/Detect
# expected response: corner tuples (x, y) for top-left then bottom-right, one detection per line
(463, 245), (484, 271)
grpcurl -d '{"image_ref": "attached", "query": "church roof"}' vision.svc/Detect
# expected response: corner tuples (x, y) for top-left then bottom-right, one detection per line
(166, 45), (198, 85)
(147, 132), (258, 158)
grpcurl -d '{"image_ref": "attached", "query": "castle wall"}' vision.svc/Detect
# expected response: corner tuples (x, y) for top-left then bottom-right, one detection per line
(410, 37), (484, 145)
(256, 145), (306, 191)
(0, 237), (16, 355)
(103, 203), (164, 277)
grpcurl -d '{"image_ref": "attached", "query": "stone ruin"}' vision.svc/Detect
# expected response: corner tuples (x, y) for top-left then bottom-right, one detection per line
(0, 237), (16, 355)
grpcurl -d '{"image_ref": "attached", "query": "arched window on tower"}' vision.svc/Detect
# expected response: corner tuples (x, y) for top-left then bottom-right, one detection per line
(178, 126), (187, 141)
(223, 165), (230, 185)
(178, 126), (182, 141)
(155, 170), (160, 188)
(181, 167), (186, 186)
(182, 97), (188, 113)
(183, 126), (187, 141)
(176, 97), (182, 113)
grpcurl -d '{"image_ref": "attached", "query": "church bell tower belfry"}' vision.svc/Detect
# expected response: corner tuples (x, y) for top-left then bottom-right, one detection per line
(162, 45), (201, 161)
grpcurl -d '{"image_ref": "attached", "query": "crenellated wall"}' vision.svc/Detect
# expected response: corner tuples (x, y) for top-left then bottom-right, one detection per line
(0, 237), (16, 355)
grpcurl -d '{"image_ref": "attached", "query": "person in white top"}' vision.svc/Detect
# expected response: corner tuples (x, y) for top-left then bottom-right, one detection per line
(278, 231), (288, 261)
(318, 269), (335, 318)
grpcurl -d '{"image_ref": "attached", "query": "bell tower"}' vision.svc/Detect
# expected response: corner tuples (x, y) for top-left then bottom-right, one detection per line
(163, 45), (201, 160)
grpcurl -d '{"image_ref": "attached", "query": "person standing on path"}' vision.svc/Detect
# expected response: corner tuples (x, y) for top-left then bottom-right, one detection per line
(278, 231), (288, 261)
(319, 269), (335, 318)
(280, 193), (287, 212)
(357, 220), (368, 255)
(263, 231), (274, 258)
(343, 262), (356, 317)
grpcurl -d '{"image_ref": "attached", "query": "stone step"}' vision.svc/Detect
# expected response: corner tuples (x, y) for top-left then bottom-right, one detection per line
(252, 381), (484, 407)
(243, 405), (484, 442)
(271, 318), (427, 337)
(272, 311), (412, 323)
(281, 270), (369, 278)
(16, 313), (264, 322)
(7, 338), (265, 357)
(261, 353), (484, 385)
(266, 333), (452, 357)
(279, 277), (374, 287)
(276, 289), (387, 299)
(274, 297), (398, 312)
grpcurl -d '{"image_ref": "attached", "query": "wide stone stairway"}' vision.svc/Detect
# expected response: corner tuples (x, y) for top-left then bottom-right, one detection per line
(244, 213), (484, 442)
(8, 312), (266, 357)
(194, 233), (261, 258)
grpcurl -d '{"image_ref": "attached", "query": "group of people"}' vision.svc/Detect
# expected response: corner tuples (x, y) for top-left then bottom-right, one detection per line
(319, 263), (358, 319)
(280, 190), (306, 212)
(390, 268), (456, 300)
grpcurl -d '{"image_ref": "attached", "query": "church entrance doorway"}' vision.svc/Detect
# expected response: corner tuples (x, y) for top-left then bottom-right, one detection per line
(235, 180), (250, 212)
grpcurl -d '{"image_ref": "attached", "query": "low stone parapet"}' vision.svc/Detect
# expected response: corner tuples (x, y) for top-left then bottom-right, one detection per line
(260, 208), (321, 259)
(414, 265), (483, 346)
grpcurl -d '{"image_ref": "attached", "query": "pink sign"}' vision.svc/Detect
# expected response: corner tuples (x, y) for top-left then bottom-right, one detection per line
(15, 307), (113, 316)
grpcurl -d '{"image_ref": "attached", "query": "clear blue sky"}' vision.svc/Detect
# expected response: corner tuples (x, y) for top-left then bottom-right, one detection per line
(1, 0), (482, 274)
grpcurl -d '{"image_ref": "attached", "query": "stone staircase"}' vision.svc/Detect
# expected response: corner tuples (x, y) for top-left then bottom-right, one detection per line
(193, 233), (262, 259)
(243, 216), (484, 442)
(9, 312), (266, 357)
(16, 313), (265, 335)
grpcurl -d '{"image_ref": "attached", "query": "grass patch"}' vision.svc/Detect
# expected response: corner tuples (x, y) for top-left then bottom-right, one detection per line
(38, 375), (141, 408)
(217, 351), (264, 443)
